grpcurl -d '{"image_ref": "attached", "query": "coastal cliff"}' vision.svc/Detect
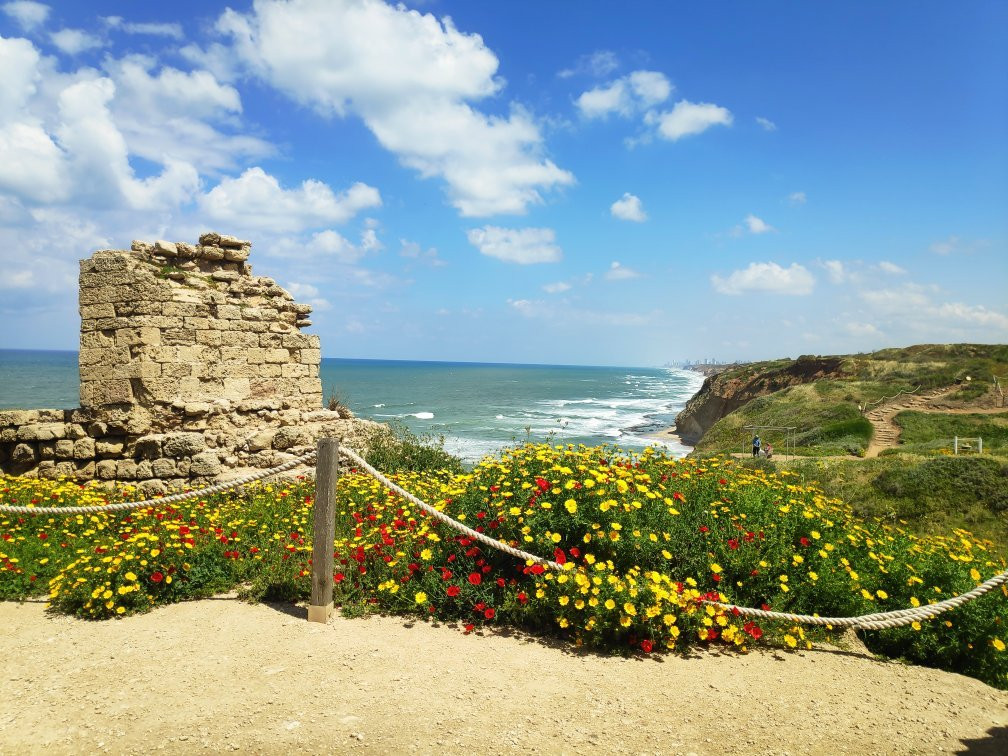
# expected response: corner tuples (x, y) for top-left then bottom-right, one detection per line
(674, 355), (846, 444)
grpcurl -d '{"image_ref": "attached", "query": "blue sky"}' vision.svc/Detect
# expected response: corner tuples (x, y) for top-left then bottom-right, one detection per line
(1, 0), (1005, 366)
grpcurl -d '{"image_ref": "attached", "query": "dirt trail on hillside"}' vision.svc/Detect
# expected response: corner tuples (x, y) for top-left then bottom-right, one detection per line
(864, 386), (1005, 458)
(1, 598), (1006, 755)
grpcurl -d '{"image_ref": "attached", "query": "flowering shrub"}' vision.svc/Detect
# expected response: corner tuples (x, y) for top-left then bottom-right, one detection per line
(1, 443), (1005, 689)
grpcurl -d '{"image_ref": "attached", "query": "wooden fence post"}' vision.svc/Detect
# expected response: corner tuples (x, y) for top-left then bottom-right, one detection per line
(308, 437), (338, 623)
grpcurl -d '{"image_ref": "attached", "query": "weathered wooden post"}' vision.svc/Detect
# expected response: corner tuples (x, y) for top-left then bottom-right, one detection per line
(954, 436), (958, 455)
(308, 437), (338, 623)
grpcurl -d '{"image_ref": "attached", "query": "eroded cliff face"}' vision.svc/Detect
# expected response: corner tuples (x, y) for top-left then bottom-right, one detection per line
(674, 356), (847, 445)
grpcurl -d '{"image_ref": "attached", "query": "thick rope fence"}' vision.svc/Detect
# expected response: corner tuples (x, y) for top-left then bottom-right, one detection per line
(1, 437), (1004, 632)
(862, 385), (920, 412)
(0, 451), (317, 516)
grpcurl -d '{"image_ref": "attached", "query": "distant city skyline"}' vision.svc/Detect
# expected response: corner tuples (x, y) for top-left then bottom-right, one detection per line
(1, 1), (1006, 367)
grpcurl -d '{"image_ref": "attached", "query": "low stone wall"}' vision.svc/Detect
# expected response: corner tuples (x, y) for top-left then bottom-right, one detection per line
(0, 407), (382, 494)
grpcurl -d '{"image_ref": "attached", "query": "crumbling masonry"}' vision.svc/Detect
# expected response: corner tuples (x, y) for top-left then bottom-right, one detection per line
(0, 233), (378, 493)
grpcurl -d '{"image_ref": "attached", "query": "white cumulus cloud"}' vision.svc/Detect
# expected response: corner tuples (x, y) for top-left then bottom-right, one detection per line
(745, 214), (774, 234)
(822, 260), (848, 284)
(200, 168), (381, 233)
(102, 16), (184, 39)
(542, 281), (571, 294)
(610, 192), (647, 222)
(2, 1), (49, 30)
(50, 28), (104, 55)
(646, 99), (733, 141)
(711, 262), (815, 296)
(467, 226), (562, 264)
(214, 0), (573, 216)
(576, 70), (671, 119)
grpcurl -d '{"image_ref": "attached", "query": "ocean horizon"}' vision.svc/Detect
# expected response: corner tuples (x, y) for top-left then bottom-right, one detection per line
(0, 349), (703, 462)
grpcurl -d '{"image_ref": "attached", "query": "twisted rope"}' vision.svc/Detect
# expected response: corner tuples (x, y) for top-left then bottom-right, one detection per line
(864, 385), (920, 411)
(0, 450), (317, 516)
(339, 445), (1005, 630)
(707, 569), (1008, 630)
(339, 446), (562, 570)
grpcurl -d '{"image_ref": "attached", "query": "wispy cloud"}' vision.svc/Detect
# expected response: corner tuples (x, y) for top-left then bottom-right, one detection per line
(755, 116), (777, 131)
(605, 261), (640, 280)
(788, 191), (806, 205)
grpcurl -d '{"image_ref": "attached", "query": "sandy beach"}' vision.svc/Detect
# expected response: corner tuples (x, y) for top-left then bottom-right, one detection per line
(1, 597), (1006, 755)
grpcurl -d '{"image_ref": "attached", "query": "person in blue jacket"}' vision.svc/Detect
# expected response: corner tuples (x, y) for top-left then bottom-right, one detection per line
(752, 434), (761, 457)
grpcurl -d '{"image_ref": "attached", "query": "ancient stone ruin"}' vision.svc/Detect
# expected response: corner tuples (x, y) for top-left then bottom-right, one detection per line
(0, 233), (378, 493)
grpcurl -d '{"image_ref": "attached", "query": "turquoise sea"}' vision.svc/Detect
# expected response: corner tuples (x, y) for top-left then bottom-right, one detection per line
(0, 350), (703, 462)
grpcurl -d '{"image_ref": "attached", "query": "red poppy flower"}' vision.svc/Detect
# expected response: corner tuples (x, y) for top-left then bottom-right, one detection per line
(150, 571), (164, 583)
(640, 639), (653, 653)
(535, 477), (551, 492)
(517, 591), (528, 605)
(447, 585), (461, 597)
(334, 572), (345, 583)
(484, 608), (495, 619)
(554, 548), (567, 565)
(496, 578), (506, 588)
(799, 537), (810, 547)
(699, 525), (709, 534)
(728, 538), (739, 550)
(569, 547), (580, 559)
(464, 623), (474, 634)
(441, 568), (453, 580)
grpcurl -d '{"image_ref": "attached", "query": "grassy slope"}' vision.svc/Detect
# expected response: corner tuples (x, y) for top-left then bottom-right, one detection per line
(689, 343), (1008, 553)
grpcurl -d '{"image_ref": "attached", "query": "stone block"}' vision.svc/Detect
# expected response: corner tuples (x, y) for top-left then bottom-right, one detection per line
(218, 235), (250, 249)
(299, 349), (321, 365)
(79, 346), (131, 367)
(264, 348), (290, 364)
(73, 437), (96, 459)
(55, 439), (75, 459)
(189, 451), (221, 477)
(17, 423), (66, 442)
(246, 429), (277, 452)
(39, 442), (56, 460)
(130, 377), (180, 405)
(258, 363), (282, 378)
(135, 460), (153, 479)
(281, 363), (312, 378)
(37, 461), (57, 479)
(151, 458), (176, 478)
(65, 423), (87, 440)
(162, 432), (205, 458)
(163, 302), (209, 318)
(198, 245), (225, 261)
(273, 426), (310, 450)
(116, 459), (138, 479)
(223, 247), (250, 262)
(133, 435), (163, 459)
(280, 333), (315, 349)
(96, 459), (117, 480)
(221, 378), (251, 401)
(74, 460), (95, 479)
(113, 361), (162, 380)
(154, 240), (178, 256)
(220, 331), (259, 347)
(163, 328), (196, 346)
(115, 327), (161, 347)
(96, 438), (125, 457)
(90, 380), (134, 406)
(80, 303), (116, 320)
(0, 409), (39, 427)
(0, 428), (14, 443)
(11, 442), (38, 468)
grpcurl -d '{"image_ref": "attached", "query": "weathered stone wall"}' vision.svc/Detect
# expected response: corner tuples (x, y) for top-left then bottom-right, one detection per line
(0, 233), (381, 493)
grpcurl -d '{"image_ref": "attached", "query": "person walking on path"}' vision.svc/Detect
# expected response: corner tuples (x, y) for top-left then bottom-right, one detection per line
(752, 435), (761, 458)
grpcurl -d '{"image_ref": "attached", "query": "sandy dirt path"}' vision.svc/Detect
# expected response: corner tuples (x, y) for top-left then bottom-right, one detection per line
(1, 598), (1006, 755)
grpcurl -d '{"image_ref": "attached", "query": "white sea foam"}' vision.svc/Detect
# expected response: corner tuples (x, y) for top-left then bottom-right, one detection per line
(373, 403), (385, 408)
(412, 411), (434, 420)
(495, 414), (504, 419)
